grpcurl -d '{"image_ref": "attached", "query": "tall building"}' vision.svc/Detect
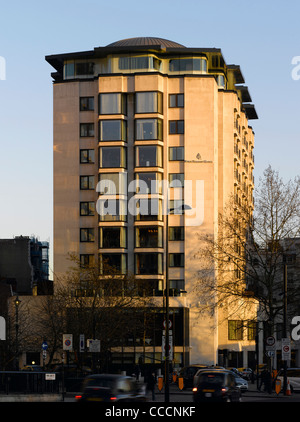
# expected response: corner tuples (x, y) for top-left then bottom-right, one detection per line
(46, 37), (257, 368)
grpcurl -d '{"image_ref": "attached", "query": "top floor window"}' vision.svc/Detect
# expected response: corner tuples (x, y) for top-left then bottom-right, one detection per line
(169, 58), (207, 72)
(119, 56), (161, 71)
(135, 92), (163, 114)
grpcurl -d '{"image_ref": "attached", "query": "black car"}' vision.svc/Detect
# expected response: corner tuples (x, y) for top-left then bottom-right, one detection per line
(75, 374), (147, 402)
(193, 370), (242, 402)
(178, 365), (209, 388)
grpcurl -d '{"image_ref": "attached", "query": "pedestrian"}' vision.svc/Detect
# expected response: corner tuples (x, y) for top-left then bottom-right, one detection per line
(258, 369), (267, 391)
(265, 370), (272, 394)
(134, 364), (140, 381)
(147, 371), (156, 401)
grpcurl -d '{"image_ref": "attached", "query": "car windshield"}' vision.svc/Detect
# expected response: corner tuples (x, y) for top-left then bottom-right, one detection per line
(84, 377), (115, 389)
(198, 373), (225, 385)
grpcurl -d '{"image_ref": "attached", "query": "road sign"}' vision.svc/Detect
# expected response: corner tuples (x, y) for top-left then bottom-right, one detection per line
(45, 373), (56, 381)
(89, 339), (100, 353)
(0, 317), (5, 340)
(266, 336), (276, 351)
(63, 334), (73, 351)
(42, 341), (48, 350)
(163, 319), (172, 329)
(282, 338), (291, 361)
(162, 335), (173, 360)
(79, 334), (85, 352)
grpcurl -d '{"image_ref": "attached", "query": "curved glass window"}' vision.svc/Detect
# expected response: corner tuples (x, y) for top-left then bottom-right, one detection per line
(135, 118), (163, 140)
(99, 146), (127, 168)
(135, 145), (163, 167)
(99, 93), (127, 115)
(99, 120), (127, 141)
(169, 58), (207, 72)
(135, 92), (163, 114)
(119, 56), (161, 70)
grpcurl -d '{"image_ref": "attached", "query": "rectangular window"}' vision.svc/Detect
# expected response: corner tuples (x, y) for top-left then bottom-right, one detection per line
(169, 120), (184, 134)
(169, 58), (206, 72)
(99, 253), (127, 275)
(169, 226), (184, 241)
(80, 149), (95, 164)
(80, 123), (94, 137)
(169, 147), (184, 161)
(135, 92), (163, 114)
(228, 320), (243, 340)
(80, 254), (95, 268)
(99, 93), (127, 115)
(135, 172), (162, 194)
(97, 199), (127, 222)
(135, 118), (163, 140)
(169, 253), (184, 267)
(169, 94), (184, 108)
(135, 226), (163, 248)
(135, 253), (163, 275)
(135, 198), (162, 221)
(80, 228), (95, 242)
(80, 97), (94, 111)
(80, 176), (95, 190)
(99, 227), (127, 249)
(169, 173), (184, 187)
(247, 321), (257, 341)
(80, 202), (95, 216)
(119, 56), (161, 71)
(76, 62), (94, 76)
(99, 147), (127, 168)
(135, 145), (162, 167)
(169, 279), (185, 292)
(98, 173), (127, 195)
(99, 119), (127, 141)
(169, 200), (185, 214)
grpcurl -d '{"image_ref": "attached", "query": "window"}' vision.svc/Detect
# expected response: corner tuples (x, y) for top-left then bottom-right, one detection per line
(80, 149), (95, 164)
(228, 320), (243, 340)
(135, 172), (162, 194)
(80, 97), (94, 111)
(135, 118), (163, 140)
(247, 321), (257, 341)
(135, 92), (163, 114)
(169, 58), (207, 72)
(99, 120), (127, 141)
(135, 253), (163, 275)
(119, 56), (161, 71)
(135, 145), (163, 167)
(169, 279), (185, 293)
(80, 176), (95, 190)
(99, 227), (127, 249)
(99, 147), (127, 168)
(169, 173), (184, 188)
(169, 120), (184, 134)
(135, 226), (163, 248)
(135, 198), (162, 221)
(169, 226), (184, 241)
(169, 253), (184, 267)
(98, 173), (127, 195)
(80, 123), (94, 137)
(169, 200), (185, 214)
(169, 147), (184, 161)
(80, 202), (95, 216)
(80, 254), (95, 267)
(97, 198), (127, 222)
(99, 253), (127, 275)
(169, 94), (184, 108)
(99, 93), (126, 115)
(80, 228), (95, 242)
(76, 62), (94, 76)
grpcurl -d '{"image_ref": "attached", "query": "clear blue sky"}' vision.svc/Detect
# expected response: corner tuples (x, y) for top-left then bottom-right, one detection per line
(0, 0), (299, 275)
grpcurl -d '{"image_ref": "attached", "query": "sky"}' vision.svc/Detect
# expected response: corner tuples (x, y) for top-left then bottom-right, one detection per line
(0, 0), (299, 275)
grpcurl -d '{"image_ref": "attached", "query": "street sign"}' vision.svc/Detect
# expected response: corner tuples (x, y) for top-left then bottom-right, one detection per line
(45, 373), (56, 381)
(266, 336), (276, 351)
(79, 334), (85, 352)
(282, 338), (291, 361)
(63, 334), (73, 351)
(163, 319), (172, 329)
(89, 339), (100, 353)
(162, 335), (173, 360)
(0, 317), (5, 340)
(42, 341), (48, 350)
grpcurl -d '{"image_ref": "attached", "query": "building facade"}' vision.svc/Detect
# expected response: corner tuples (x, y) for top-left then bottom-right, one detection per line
(46, 37), (257, 368)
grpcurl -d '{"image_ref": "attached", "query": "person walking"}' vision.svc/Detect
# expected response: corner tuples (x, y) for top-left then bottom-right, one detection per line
(147, 372), (156, 401)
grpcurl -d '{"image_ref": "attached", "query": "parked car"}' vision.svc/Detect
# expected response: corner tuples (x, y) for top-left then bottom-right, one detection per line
(75, 374), (147, 402)
(238, 367), (255, 380)
(276, 368), (300, 392)
(231, 371), (248, 392)
(193, 369), (242, 402)
(21, 365), (43, 371)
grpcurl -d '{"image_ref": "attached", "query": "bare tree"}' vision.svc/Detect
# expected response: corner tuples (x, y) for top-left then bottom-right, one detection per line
(195, 166), (300, 333)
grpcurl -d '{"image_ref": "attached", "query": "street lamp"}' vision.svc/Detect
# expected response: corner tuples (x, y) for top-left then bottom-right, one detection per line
(14, 295), (21, 370)
(165, 203), (191, 403)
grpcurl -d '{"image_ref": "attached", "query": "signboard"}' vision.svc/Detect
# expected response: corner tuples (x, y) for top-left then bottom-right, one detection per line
(45, 373), (56, 381)
(282, 338), (291, 361)
(162, 335), (173, 360)
(42, 341), (48, 351)
(79, 334), (85, 352)
(89, 339), (100, 353)
(63, 334), (73, 351)
(266, 336), (276, 351)
(0, 317), (5, 340)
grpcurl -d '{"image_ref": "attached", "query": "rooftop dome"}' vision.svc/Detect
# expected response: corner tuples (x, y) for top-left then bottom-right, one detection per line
(106, 37), (186, 48)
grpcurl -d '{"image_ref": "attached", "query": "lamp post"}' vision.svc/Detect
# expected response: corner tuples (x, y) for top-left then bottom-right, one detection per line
(14, 296), (21, 370)
(283, 260), (288, 395)
(164, 203), (191, 402)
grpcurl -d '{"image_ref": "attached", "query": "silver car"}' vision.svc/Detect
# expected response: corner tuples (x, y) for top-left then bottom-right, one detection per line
(231, 372), (248, 392)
